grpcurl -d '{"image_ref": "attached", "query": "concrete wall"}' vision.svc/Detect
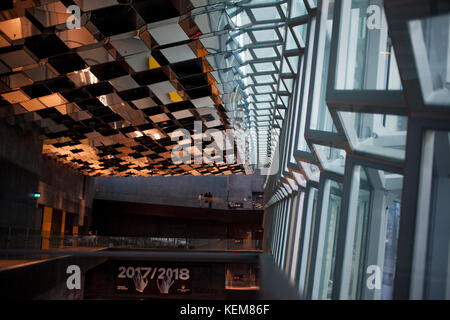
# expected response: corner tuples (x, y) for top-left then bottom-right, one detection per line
(0, 118), (96, 234)
(0, 119), (42, 232)
(94, 171), (264, 210)
(38, 156), (95, 228)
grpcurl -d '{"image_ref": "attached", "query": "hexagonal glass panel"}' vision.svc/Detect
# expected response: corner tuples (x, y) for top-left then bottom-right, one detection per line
(409, 12), (450, 107)
(337, 111), (407, 160)
(334, 0), (402, 91)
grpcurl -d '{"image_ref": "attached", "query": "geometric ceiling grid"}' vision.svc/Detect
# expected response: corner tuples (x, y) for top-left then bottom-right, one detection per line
(0, 0), (304, 176)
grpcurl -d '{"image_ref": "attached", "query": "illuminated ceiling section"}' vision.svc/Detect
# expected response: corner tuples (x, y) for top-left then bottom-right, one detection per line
(0, 0), (304, 176)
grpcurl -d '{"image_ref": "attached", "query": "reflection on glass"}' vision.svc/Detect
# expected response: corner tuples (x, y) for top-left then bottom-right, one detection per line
(309, 0), (335, 132)
(317, 180), (342, 299)
(410, 12), (450, 106)
(307, 0), (318, 9)
(382, 201), (400, 299)
(417, 131), (450, 298)
(290, 0), (308, 18)
(338, 111), (407, 160)
(286, 28), (298, 51)
(292, 24), (307, 48)
(300, 161), (320, 182)
(296, 18), (316, 153)
(251, 7), (281, 21)
(300, 187), (319, 295)
(313, 144), (346, 175)
(348, 167), (370, 299)
(344, 165), (402, 299)
(335, 0), (402, 91)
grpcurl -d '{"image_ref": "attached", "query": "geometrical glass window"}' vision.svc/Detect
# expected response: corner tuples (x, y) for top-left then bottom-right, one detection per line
(341, 165), (403, 300)
(313, 144), (346, 175)
(337, 111), (407, 160)
(334, 0), (402, 91)
(415, 130), (450, 299)
(313, 179), (342, 299)
(308, 0), (335, 132)
(300, 161), (320, 182)
(409, 12), (450, 107)
(298, 186), (319, 296)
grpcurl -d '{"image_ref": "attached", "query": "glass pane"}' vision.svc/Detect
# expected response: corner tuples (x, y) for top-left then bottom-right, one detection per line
(348, 167), (371, 299)
(290, 0), (308, 18)
(313, 144), (346, 175)
(338, 111), (408, 160)
(309, 0), (336, 132)
(296, 18), (316, 153)
(299, 187), (319, 295)
(254, 74), (275, 83)
(316, 179), (342, 299)
(253, 29), (279, 42)
(335, 0), (402, 90)
(251, 7), (281, 21)
(254, 62), (276, 72)
(253, 47), (277, 58)
(344, 165), (403, 299)
(292, 24), (307, 48)
(307, 0), (318, 9)
(286, 28), (298, 51)
(300, 161), (320, 182)
(288, 55), (299, 72)
(417, 131), (450, 298)
(409, 12), (450, 106)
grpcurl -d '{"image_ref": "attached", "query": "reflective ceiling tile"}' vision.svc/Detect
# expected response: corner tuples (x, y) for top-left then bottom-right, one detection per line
(48, 52), (87, 74)
(99, 92), (123, 106)
(38, 93), (67, 107)
(89, 61), (129, 81)
(1, 90), (29, 103)
(78, 47), (114, 66)
(196, 106), (216, 115)
(74, 0), (119, 11)
(55, 104), (69, 114)
(48, 123), (68, 133)
(23, 65), (58, 82)
(89, 5), (142, 37)
(29, 2), (70, 28)
(0, 60), (8, 75)
(20, 99), (47, 112)
(0, 34), (9, 48)
(4, 72), (33, 89)
(143, 128), (163, 139)
(191, 96), (215, 108)
(160, 44), (197, 64)
(149, 113), (170, 123)
(148, 23), (189, 46)
(125, 51), (151, 73)
(67, 70), (99, 87)
(172, 109), (193, 119)
(109, 75), (139, 91)
(25, 34), (69, 59)
(0, 17), (41, 41)
(132, 97), (156, 109)
(123, 109), (148, 126)
(110, 37), (149, 57)
(57, 27), (97, 49)
(148, 80), (176, 105)
(0, 49), (36, 69)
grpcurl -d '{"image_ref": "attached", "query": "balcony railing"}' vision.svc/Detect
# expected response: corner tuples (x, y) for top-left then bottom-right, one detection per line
(0, 232), (262, 252)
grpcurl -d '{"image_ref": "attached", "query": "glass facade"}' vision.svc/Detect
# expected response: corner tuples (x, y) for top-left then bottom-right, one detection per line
(263, 0), (450, 301)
